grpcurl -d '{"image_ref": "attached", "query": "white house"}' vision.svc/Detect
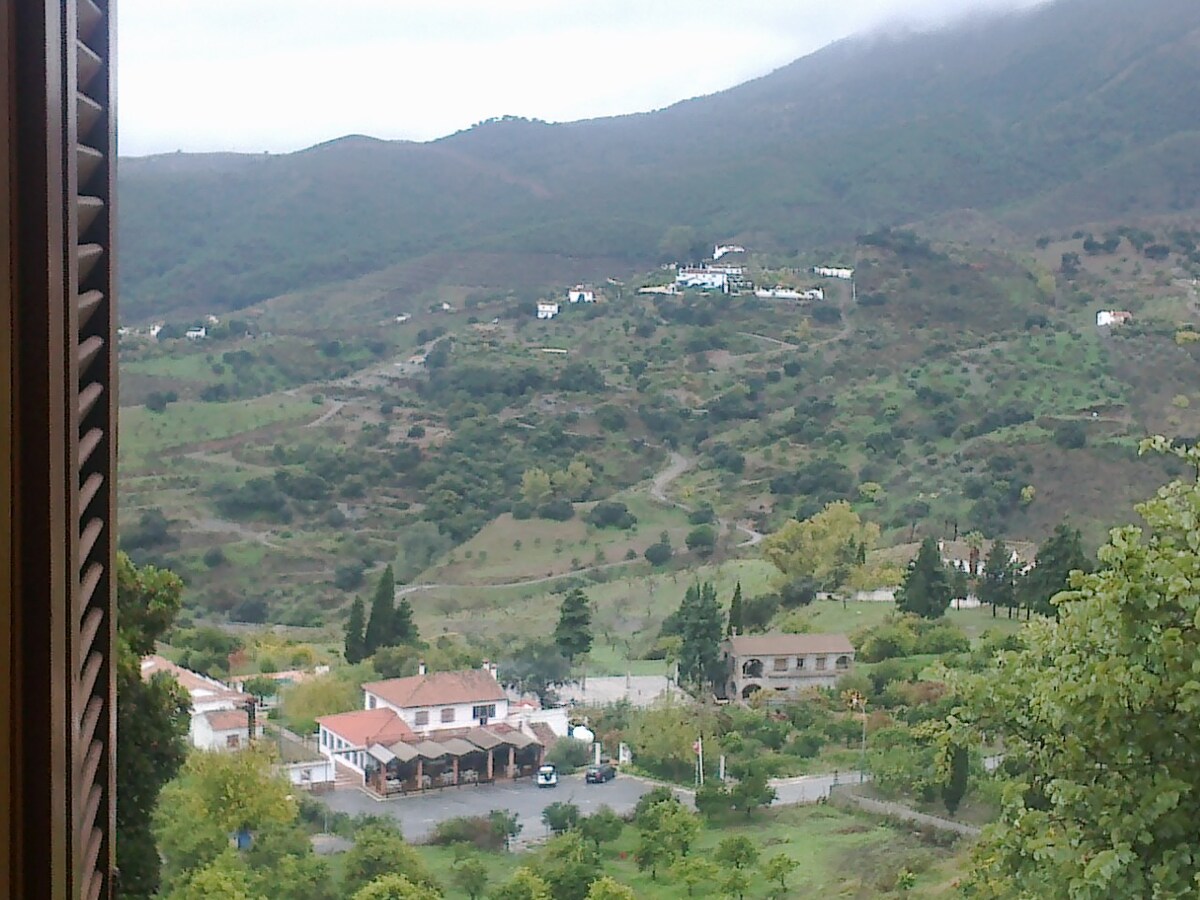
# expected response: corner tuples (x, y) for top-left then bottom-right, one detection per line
(536, 301), (560, 319)
(567, 286), (595, 304)
(713, 243), (746, 261)
(141, 655), (262, 751)
(676, 267), (729, 292)
(638, 284), (678, 296)
(363, 663), (510, 732)
(800, 288), (825, 301)
(813, 265), (855, 280)
(148, 322), (164, 338)
(1097, 310), (1132, 327)
(316, 707), (417, 775)
(184, 326), (207, 340)
(755, 288), (803, 300)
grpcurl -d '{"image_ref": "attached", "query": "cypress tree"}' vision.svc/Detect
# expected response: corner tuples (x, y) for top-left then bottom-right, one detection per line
(554, 588), (593, 663)
(363, 564), (395, 654)
(979, 539), (1016, 618)
(896, 537), (952, 619)
(679, 581), (724, 688)
(727, 581), (744, 636)
(392, 595), (418, 646)
(344, 596), (367, 664)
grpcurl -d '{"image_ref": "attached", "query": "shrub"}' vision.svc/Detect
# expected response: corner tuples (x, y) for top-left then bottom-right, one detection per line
(1053, 420), (1087, 449)
(538, 498), (575, 521)
(430, 815), (509, 851)
(545, 739), (592, 774)
(688, 504), (715, 525)
(586, 501), (638, 530)
(643, 542), (672, 566)
(685, 526), (716, 555)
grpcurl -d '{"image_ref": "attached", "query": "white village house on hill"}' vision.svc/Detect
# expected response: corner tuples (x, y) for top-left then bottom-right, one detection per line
(536, 301), (560, 319)
(141, 655), (262, 751)
(567, 286), (595, 304)
(813, 265), (854, 280)
(316, 662), (568, 796)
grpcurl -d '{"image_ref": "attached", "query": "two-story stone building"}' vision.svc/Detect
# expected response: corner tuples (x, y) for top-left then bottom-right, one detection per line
(722, 633), (855, 701)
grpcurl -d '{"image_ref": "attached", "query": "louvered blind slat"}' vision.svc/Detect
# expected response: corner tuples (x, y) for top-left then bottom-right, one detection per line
(79, 696), (103, 761)
(76, 146), (103, 190)
(77, 243), (103, 282)
(77, 93), (103, 138)
(78, 562), (102, 624)
(79, 654), (103, 710)
(78, 196), (103, 236)
(76, 41), (103, 96)
(78, 0), (104, 43)
(77, 289), (103, 329)
(78, 335), (103, 375)
(79, 472), (103, 513)
(78, 382), (103, 420)
(79, 429), (103, 471)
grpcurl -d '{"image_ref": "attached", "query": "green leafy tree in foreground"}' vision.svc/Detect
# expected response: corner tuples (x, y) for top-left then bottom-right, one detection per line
(895, 536), (951, 619)
(351, 873), (441, 900)
(344, 595), (367, 663)
(963, 439), (1200, 897)
(578, 806), (623, 851)
(342, 824), (439, 896)
(452, 857), (489, 900)
(554, 588), (593, 663)
(720, 867), (751, 900)
(165, 850), (259, 900)
(763, 853), (800, 896)
(584, 876), (636, 900)
(542, 800), (581, 835)
(730, 770), (777, 817)
(714, 835), (760, 870)
(491, 867), (551, 900)
(115, 553), (191, 898)
(536, 831), (601, 900)
(670, 857), (720, 896)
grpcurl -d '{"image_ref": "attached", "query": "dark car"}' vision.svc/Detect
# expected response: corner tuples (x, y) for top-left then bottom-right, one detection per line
(585, 764), (616, 784)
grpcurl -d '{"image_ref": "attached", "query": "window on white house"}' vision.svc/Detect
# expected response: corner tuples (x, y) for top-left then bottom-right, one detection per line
(815, 656), (827, 671)
(796, 657), (806, 669)
(226, 735), (240, 748)
(415, 710), (429, 726)
(441, 707), (455, 723)
(773, 656), (788, 671)
(368, 695), (376, 709)
(472, 704), (496, 720)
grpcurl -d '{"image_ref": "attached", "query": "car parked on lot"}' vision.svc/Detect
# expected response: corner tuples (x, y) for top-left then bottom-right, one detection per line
(536, 764), (558, 787)
(585, 763), (616, 784)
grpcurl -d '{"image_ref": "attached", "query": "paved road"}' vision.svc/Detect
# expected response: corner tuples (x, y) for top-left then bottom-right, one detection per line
(769, 771), (867, 805)
(315, 773), (682, 844)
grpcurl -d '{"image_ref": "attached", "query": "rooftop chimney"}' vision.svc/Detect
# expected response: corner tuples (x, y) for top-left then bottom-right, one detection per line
(418, 660), (426, 676)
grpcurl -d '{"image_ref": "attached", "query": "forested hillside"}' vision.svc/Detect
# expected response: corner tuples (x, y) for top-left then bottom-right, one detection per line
(119, 0), (1200, 321)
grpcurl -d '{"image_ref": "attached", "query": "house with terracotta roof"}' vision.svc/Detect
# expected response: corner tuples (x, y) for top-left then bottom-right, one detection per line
(316, 707), (417, 775)
(721, 633), (855, 701)
(140, 654), (262, 750)
(363, 662), (509, 732)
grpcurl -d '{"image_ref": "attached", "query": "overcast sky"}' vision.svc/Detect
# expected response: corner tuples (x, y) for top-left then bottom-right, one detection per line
(120, 0), (1046, 157)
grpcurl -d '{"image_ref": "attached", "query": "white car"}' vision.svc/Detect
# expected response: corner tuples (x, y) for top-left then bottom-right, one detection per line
(536, 764), (558, 788)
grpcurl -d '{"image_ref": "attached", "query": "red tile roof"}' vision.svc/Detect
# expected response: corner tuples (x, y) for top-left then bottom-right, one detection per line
(363, 669), (506, 710)
(204, 709), (250, 732)
(317, 708), (416, 747)
(141, 654), (250, 705)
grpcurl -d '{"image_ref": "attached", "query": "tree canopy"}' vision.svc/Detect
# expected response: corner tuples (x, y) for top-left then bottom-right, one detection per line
(895, 537), (951, 619)
(676, 581), (724, 689)
(762, 501), (878, 591)
(964, 440), (1200, 897)
(1018, 521), (1091, 618)
(554, 588), (593, 663)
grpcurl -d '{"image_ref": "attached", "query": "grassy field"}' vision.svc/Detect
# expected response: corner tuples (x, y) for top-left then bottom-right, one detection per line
(409, 803), (967, 898)
(120, 394), (317, 470)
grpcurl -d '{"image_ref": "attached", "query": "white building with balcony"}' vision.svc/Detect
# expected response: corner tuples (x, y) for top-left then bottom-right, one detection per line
(721, 633), (855, 701)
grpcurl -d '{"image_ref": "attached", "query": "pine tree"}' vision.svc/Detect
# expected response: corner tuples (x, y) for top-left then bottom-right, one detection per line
(392, 595), (418, 646)
(979, 539), (1016, 619)
(344, 596), (367, 663)
(727, 582), (743, 636)
(679, 582), (723, 688)
(1018, 522), (1091, 618)
(363, 564), (395, 655)
(554, 588), (593, 662)
(896, 537), (952, 619)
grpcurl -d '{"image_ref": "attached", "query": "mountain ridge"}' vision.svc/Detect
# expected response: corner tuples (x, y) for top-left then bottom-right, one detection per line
(119, 0), (1200, 321)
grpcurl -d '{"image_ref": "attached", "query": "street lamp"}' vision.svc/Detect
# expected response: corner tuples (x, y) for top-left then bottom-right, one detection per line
(848, 692), (867, 783)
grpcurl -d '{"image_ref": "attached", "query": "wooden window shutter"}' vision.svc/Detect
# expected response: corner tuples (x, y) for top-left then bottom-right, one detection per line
(5, 1), (118, 898)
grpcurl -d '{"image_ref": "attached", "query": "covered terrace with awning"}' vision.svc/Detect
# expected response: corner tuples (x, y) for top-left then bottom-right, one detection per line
(363, 726), (543, 796)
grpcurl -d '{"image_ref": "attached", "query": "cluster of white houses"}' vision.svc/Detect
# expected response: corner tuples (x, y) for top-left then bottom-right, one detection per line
(316, 663), (567, 796)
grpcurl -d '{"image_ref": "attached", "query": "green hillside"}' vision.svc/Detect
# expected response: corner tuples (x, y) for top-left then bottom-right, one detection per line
(118, 0), (1200, 322)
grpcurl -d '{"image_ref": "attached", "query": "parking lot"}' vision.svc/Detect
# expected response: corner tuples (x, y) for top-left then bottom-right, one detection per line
(317, 772), (689, 843)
